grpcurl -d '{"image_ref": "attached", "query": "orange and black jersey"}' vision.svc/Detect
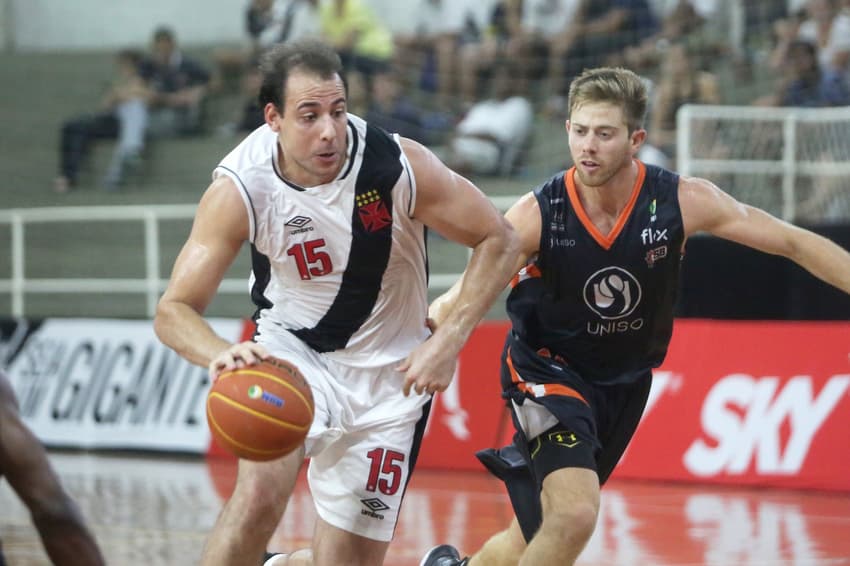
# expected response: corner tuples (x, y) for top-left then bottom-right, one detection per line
(507, 161), (684, 384)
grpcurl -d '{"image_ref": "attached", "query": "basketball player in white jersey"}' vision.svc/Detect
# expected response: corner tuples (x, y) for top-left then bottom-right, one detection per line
(154, 39), (519, 566)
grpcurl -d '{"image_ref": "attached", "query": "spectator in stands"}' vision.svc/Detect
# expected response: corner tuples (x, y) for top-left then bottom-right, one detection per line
(319, 0), (394, 103)
(365, 70), (431, 143)
(544, 0), (659, 114)
(55, 26), (210, 192)
(54, 49), (150, 193)
(216, 58), (266, 137)
(212, 0), (321, 92)
(394, 0), (478, 108)
(498, 0), (582, 100)
(618, 0), (727, 72)
(446, 61), (534, 176)
(645, 42), (721, 166)
(757, 39), (849, 106)
(769, 0), (850, 76)
(0, 370), (106, 566)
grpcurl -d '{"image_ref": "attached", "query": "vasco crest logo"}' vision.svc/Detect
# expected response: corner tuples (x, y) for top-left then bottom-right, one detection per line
(583, 267), (642, 319)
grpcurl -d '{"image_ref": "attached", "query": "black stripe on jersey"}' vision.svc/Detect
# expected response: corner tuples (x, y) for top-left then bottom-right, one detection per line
(249, 244), (274, 323)
(272, 121), (359, 191)
(291, 124), (402, 352)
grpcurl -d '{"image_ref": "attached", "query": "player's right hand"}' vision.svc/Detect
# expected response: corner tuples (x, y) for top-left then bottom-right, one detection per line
(208, 341), (270, 380)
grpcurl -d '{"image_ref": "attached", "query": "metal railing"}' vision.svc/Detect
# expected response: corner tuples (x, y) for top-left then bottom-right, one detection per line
(0, 197), (518, 318)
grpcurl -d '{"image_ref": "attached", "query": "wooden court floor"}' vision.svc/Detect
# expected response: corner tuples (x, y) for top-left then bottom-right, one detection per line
(1, 451), (849, 565)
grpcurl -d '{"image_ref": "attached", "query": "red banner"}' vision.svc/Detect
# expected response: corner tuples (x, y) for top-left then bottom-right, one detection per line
(229, 319), (850, 491)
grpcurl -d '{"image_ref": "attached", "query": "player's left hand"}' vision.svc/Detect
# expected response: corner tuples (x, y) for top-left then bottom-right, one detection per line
(398, 329), (459, 396)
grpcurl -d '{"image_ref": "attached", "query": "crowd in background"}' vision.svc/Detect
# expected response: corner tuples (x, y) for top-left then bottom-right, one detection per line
(52, 0), (850, 219)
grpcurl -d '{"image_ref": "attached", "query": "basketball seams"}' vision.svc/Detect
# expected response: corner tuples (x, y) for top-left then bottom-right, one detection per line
(207, 392), (311, 432)
(217, 368), (314, 419)
(206, 407), (295, 458)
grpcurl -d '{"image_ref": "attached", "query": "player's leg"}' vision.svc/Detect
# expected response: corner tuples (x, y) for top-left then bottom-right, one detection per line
(520, 465), (599, 565)
(466, 517), (526, 566)
(202, 446), (305, 566)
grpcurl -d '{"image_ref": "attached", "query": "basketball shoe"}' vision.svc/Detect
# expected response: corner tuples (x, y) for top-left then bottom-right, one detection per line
(419, 544), (469, 566)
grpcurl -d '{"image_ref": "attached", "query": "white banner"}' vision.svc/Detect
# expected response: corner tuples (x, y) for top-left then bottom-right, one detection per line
(4, 318), (243, 453)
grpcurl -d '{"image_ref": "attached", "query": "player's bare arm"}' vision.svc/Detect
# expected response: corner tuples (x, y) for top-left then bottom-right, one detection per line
(429, 191), (542, 327)
(398, 137), (520, 396)
(154, 176), (269, 374)
(679, 175), (850, 295)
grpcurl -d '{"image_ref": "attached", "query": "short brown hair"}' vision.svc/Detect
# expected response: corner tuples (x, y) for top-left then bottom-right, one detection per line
(258, 38), (343, 111)
(567, 67), (648, 133)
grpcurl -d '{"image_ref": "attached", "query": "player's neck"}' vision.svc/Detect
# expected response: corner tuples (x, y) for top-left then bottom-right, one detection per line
(575, 160), (639, 218)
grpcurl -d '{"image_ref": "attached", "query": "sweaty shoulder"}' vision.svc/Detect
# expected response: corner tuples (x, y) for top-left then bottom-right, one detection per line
(199, 175), (251, 243)
(677, 174), (728, 237)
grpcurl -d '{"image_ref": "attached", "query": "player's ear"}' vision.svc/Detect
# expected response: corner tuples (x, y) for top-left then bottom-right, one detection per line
(264, 102), (283, 131)
(630, 127), (647, 151)
(564, 119), (571, 134)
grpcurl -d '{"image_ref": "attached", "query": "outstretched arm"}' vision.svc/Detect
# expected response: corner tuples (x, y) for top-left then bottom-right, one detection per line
(0, 373), (105, 566)
(398, 138), (521, 396)
(679, 176), (850, 295)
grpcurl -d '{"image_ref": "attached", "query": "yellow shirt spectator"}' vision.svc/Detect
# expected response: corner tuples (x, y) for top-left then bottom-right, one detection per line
(320, 0), (394, 61)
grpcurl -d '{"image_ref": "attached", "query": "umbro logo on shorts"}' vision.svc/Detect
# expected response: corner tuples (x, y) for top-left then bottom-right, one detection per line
(360, 498), (389, 520)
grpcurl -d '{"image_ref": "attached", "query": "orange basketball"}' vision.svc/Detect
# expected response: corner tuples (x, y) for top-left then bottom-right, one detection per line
(206, 357), (314, 461)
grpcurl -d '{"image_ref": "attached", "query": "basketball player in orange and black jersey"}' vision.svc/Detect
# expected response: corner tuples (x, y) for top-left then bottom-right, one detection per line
(421, 67), (850, 566)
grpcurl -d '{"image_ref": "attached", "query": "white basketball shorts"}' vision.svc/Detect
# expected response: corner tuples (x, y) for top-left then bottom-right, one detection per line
(256, 328), (431, 542)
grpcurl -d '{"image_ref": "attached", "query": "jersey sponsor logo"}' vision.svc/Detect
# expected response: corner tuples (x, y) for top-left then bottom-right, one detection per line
(360, 497), (390, 520)
(356, 189), (392, 232)
(645, 245), (668, 267)
(640, 227), (668, 245)
(683, 374), (850, 476)
(583, 267), (642, 319)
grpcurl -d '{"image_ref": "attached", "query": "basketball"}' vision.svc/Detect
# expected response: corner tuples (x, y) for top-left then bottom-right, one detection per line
(206, 357), (314, 461)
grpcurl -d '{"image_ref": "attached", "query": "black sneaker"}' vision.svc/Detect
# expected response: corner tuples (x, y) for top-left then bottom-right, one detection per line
(419, 544), (469, 566)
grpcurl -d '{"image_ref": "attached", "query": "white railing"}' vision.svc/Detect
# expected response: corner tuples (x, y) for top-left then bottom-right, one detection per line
(676, 104), (850, 222)
(0, 197), (518, 318)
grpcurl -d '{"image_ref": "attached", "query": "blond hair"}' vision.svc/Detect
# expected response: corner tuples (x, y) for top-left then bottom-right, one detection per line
(567, 67), (648, 133)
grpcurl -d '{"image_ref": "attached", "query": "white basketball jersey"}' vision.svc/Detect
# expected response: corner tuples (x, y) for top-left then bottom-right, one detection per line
(213, 115), (430, 368)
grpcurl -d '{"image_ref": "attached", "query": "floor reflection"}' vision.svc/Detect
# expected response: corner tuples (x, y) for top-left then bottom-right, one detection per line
(0, 452), (848, 565)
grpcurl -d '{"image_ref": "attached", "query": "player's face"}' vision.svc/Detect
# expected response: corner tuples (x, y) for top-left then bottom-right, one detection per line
(567, 102), (645, 188)
(267, 70), (348, 187)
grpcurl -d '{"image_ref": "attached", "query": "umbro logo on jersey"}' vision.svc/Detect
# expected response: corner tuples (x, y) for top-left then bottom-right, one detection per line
(285, 216), (312, 228)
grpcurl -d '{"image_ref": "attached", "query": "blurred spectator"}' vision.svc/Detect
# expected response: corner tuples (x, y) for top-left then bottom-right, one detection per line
(394, 0), (478, 108)
(319, 0), (394, 101)
(757, 39), (849, 106)
(619, 0), (727, 72)
(141, 26), (211, 140)
(54, 49), (150, 193)
(545, 0), (659, 113)
(499, 0), (582, 99)
(216, 59), (266, 137)
(212, 0), (320, 92)
(54, 26), (210, 193)
(645, 42), (721, 165)
(365, 70), (452, 144)
(457, 0), (520, 105)
(446, 62), (534, 176)
(769, 0), (850, 74)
